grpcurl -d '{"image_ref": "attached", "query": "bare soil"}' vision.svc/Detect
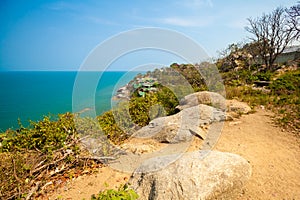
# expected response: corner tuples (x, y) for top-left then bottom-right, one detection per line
(215, 108), (300, 200)
(47, 108), (300, 200)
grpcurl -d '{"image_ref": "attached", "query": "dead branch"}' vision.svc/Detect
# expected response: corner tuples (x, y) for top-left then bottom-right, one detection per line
(78, 156), (116, 161)
(31, 151), (72, 175)
(25, 181), (41, 200)
(12, 159), (21, 183)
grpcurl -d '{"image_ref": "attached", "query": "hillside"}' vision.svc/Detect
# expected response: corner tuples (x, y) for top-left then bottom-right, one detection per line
(47, 108), (300, 199)
(1, 61), (299, 199)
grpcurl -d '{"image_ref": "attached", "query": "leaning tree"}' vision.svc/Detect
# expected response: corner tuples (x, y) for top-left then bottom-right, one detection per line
(245, 5), (299, 70)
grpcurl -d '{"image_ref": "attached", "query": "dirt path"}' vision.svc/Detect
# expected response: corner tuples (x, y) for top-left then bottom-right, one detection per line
(48, 108), (300, 200)
(214, 108), (300, 199)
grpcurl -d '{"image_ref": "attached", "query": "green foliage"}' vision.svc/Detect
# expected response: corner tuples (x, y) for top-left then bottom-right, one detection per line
(225, 85), (272, 107)
(155, 86), (179, 115)
(129, 93), (160, 127)
(0, 151), (36, 199)
(170, 63), (207, 91)
(255, 70), (272, 81)
(226, 69), (300, 132)
(222, 68), (273, 86)
(97, 83), (180, 144)
(97, 103), (134, 144)
(0, 113), (110, 199)
(0, 112), (77, 153)
(270, 70), (300, 95)
(269, 70), (300, 131)
(91, 184), (139, 200)
(129, 86), (179, 127)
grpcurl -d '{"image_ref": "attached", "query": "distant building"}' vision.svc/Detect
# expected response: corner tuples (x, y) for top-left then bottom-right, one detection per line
(276, 45), (300, 64)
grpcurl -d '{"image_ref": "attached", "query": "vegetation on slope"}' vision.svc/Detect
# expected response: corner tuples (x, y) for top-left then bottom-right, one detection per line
(0, 113), (107, 199)
(0, 3), (298, 198)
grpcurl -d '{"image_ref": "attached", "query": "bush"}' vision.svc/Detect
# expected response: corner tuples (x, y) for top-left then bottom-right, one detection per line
(97, 103), (135, 144)
(0, 112), (77, 153)
(170, 63), (207, 91)
(270, 70), (300, 95)
(129, 86), (180, 127)
(0, 113), (105, 199)
(226, 69), (300, 133)
(225, 85), (272, 107)
(97, 84), (180, 144)
(222, 69), (274, 86)
(129, 93), (159, 127)
(91, 184), (138, 200)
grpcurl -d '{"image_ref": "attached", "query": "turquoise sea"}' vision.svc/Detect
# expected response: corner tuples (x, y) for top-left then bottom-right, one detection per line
(0, 71), (139, 131)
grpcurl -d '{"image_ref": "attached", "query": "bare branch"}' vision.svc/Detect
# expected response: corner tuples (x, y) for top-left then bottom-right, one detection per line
(245, 6), (299, 70)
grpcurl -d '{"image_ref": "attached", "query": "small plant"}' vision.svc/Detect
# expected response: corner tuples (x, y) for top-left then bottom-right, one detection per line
(91, 184), (139, 200)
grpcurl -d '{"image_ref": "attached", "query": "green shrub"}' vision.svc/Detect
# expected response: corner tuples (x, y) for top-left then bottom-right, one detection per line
(97, 104), (134, 144)
(255, 70), (272, 81)
(129, 93), (160, 127)
(225, 85), (272, 106)
(91, 184), (138, 200)
(170, 63), (207, 91)
(270, 70), (300, 95)
(129, 86), (179, 127)
(222, 69), (274, 86)
(226, 69), (300, 133)
(0, 112), (77, 153)
(0, 113), (106, 199)
(97, 84), (180, 143)
(154, 86), (179, 115)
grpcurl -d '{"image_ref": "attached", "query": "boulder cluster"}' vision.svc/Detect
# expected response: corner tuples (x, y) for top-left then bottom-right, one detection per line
(114, 91), (253, 199)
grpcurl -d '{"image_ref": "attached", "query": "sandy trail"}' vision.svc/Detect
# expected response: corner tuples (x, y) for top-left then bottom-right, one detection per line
(214, 108), (300, 199)
(48, 108), (300, 200)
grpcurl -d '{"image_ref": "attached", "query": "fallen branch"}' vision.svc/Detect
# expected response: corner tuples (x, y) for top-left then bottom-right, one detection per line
(12, 159), (21, 183)
(31, 151), (72, 175)
(25, 181), (41, 200)
(78, 156), (116, 161)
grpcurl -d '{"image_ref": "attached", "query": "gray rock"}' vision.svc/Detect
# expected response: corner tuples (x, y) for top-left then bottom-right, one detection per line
(133, 104), (226, 143)
(176, 91), (226, 111)
(129, 150), (251, 200)
(175, 91), (252, 120)
(226, 99), (251, 114)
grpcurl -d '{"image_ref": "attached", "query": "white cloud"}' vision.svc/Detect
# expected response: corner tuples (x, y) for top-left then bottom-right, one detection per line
(160, 16), (213, 27)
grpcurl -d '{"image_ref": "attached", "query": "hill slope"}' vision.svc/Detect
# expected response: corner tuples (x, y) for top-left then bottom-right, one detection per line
(48, 108), (300, 199)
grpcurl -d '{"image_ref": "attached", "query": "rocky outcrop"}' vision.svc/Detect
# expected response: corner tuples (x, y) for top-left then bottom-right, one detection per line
(175, 91), (251, 119)
(114, 84), (130, 100)
(226, 99), (251, 114)
(133, 104), (226, 143)
(129, 150), (252, 200)
(176, 91), (226, 111)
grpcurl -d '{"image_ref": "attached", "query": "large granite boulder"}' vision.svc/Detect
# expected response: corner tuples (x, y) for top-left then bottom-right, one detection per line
(129, 150), (251, 200)
(176, 91), (226, 111)
(175, 91), (251, 120)
(133, 104), (225, 143)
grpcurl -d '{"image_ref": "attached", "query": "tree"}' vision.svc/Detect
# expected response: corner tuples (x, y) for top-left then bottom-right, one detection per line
(286, 2), (300, 37)
(245, 6), (299, 70)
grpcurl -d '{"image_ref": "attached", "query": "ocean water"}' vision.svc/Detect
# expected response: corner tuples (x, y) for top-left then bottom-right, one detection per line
(0, 71), (139, 131)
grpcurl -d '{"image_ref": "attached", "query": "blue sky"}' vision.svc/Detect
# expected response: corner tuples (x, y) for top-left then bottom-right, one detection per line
(0, 0), (296, 71)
